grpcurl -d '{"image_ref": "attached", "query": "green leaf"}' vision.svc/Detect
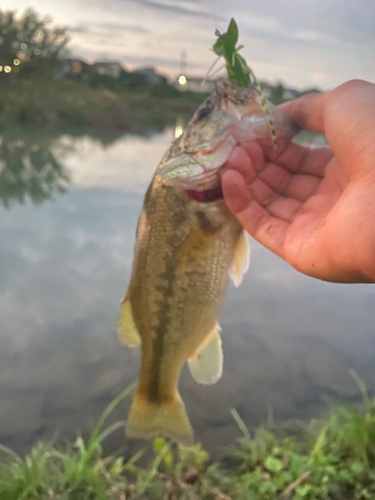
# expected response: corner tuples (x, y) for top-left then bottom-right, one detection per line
(226, 58), (250, 87)
(213, 18), (238, 59)
(264, 456), (283, 473)
(226, 18), (239, 47)
(211, 18), (254, 88)
(213, 36), (225, 56)
(296, 484), (312, 497)
(351, 462), (365, 475)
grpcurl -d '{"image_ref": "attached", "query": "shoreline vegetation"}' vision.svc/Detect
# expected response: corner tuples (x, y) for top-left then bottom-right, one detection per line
(1, 375), (375, 500)
(0, 80), (208, 133)
(0, 76), (311, 134)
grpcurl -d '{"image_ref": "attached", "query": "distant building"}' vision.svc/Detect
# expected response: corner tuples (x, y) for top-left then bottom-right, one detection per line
(130, 67), (167, 84)
(92, 61), (124, 79)
(58, 58), (89, 78)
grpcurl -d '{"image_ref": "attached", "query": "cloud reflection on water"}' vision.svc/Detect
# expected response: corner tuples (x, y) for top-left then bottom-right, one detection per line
(60, 128), (174, 193)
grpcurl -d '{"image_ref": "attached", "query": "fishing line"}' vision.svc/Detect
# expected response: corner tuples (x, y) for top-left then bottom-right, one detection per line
(202, 0), (223, 85)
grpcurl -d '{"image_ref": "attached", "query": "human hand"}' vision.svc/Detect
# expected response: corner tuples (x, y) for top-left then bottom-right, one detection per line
(221, 79), (375, 283)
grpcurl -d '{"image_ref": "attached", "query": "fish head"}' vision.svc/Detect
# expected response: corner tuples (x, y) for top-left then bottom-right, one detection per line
(158, 80), (301, 201)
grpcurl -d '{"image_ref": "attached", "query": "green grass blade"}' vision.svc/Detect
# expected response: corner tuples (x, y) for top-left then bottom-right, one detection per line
(97, 421), (126, 444)
(0, 444), (21, 461)
(90, 380), (137, 443)
(350, 369), (371, 409)
(230, 408), (250, 440)
(138, 443), (171, 493)
(124, 448), (146, 471)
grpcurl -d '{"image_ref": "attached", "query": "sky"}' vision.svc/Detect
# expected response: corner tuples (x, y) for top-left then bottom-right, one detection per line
(3, 0), (375, 89)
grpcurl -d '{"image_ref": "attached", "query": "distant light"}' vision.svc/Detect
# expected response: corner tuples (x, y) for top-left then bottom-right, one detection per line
(13, 59), (20, 66)
(34, 49), (41, 55)
(4, 66), (11, 73)
(0, 66), (3, 72)
(178, 75), (187, 85)
(72, 61), (82, 73)
(21, 43), (27, 49)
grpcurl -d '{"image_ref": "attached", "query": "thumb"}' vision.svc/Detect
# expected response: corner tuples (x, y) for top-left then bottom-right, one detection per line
(279, 92), (327, 133)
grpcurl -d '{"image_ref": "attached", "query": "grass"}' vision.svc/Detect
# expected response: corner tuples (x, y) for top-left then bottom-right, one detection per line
(1, 372), (375, 499)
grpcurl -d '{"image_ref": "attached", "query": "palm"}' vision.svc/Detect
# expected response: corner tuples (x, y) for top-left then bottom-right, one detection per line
(222, 141), (373, 282)
(222, 80), (375, 283)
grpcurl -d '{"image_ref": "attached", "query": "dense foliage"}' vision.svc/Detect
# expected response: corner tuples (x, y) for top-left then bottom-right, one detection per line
(0, 8), (68, 82)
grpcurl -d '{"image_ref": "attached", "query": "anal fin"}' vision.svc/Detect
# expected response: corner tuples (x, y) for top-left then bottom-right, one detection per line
(188, 323), (223, 385)
(118, 291), (141, 348)
(229, 230), (250, 287)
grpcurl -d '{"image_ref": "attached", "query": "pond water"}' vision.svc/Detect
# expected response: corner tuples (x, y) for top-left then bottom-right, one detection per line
(0, 124), (375, 458)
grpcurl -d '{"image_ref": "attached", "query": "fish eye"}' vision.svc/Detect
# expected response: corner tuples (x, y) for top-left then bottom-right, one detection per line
(196, 106), (211, 121)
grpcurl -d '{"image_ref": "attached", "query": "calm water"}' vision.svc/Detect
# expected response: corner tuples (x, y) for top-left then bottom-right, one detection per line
(0, 125), (375, 457)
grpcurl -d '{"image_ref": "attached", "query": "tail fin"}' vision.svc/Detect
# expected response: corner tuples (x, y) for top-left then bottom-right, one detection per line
(126, 391), (193, 446)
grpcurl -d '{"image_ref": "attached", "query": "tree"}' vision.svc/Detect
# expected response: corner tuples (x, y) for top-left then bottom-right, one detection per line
(0, 8), (69, 82)
(270, 82), (285, 105)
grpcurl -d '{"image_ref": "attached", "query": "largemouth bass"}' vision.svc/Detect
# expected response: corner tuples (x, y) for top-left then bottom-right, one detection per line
(119, 81), (300, 445)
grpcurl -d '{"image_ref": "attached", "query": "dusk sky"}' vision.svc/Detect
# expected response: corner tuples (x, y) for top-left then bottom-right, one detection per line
(3, 0), (375, 89)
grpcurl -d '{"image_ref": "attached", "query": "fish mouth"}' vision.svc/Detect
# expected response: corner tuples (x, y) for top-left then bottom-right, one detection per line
(185, 184), (224, 203)
(159, 135), (234, 203)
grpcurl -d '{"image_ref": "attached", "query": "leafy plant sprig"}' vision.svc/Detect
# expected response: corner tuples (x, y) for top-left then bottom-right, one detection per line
(211, 18), (277, 147)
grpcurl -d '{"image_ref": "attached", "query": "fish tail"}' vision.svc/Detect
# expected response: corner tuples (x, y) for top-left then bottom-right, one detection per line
(126, 390), (193, 445)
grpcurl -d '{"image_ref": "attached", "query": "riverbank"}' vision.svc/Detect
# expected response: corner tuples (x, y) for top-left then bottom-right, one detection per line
(1, 376), (374, 500)
(0, 80), (207, 133)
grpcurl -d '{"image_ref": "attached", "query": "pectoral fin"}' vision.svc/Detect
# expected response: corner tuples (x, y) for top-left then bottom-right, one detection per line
(229, 230), (250, 287)
(118, 291), (141, 348)
(188, 323), (223, 385)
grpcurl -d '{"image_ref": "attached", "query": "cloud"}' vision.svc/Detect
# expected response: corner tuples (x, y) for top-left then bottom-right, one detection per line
(4, 0), (375, 87)
(67, 22), (150, 36)
(126, 0), (215, 19)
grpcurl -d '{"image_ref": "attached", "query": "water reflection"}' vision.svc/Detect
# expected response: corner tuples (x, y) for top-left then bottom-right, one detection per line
(0, 130), (69, 208)
(0, 125), (375, 458)
(0, 119), (178, 208)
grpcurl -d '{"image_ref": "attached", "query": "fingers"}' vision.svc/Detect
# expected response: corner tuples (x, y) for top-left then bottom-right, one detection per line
(222, 169), (289, 258)
(237, 138), (333, 178)
(223, 145), (255, 184)
(222, 141), (325, 202)
(265, 141), (334, 177)
(258, 163), (321, 202)
(280, 92), (328, 133)
(249, 177), (303, 222)
(223, 142), (265, 183)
